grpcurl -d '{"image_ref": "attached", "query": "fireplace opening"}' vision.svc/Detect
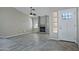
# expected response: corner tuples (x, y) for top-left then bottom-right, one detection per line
(40, 27), (45, 32)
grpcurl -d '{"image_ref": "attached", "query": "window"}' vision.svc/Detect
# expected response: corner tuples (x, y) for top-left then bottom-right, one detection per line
(52, 12), (58, 33)
(62, 12), (72, 20)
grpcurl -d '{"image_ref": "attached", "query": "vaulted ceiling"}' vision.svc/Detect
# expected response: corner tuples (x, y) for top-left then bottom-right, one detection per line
(14, 7), (74, 16)
(15, 7), (30, 15)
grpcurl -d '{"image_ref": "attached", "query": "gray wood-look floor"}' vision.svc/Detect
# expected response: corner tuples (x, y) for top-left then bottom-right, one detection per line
(0, 33), (79, 51)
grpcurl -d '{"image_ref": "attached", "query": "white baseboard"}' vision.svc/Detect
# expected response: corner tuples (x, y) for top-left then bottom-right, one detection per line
(49, 38), (58, 40)
(5, 32), (32, 38)
(77, 43), (79, 48)
(0, 31), (32, 39)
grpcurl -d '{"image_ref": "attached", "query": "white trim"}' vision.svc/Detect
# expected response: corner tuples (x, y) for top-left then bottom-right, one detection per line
(76, 7), (79, 47)
(0, 30), (32, 39)
(49, 38), (58, 40)
(5, 32), (32, 38)
(77, 43), (79, 48)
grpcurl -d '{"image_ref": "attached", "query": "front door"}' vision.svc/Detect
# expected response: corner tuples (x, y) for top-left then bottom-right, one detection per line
(58, 8), (77, 42)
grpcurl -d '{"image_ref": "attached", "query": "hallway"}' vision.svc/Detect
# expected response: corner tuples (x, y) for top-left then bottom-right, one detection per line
(0, 33), (79, 51)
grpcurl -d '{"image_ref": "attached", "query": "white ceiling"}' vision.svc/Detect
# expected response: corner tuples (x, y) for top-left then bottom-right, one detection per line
(14, 7), (74, 15)
(15, 7), (30, 15)
(51, 7), (74, 11)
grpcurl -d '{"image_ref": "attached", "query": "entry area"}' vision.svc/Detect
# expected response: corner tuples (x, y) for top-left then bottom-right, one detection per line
(51, 8), (77, 43)
(58, 8), (77, 42)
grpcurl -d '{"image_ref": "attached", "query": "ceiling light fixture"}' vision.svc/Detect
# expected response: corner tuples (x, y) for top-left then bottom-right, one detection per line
(29, 7), (36, 17)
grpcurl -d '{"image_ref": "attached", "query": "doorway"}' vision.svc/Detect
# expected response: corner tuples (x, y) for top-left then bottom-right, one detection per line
(32, 17), (39, 33)
(58, 8), (77, 42)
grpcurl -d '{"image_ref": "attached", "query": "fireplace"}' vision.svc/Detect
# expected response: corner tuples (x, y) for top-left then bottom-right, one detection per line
(40, 27), (45, 32)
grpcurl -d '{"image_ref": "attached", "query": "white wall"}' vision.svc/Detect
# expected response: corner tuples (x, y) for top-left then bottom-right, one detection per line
(0, 7), (32, 38)
(34, 7), (51, 16)
(77, 8), (79, 45)
(15, 7), (30, 15)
